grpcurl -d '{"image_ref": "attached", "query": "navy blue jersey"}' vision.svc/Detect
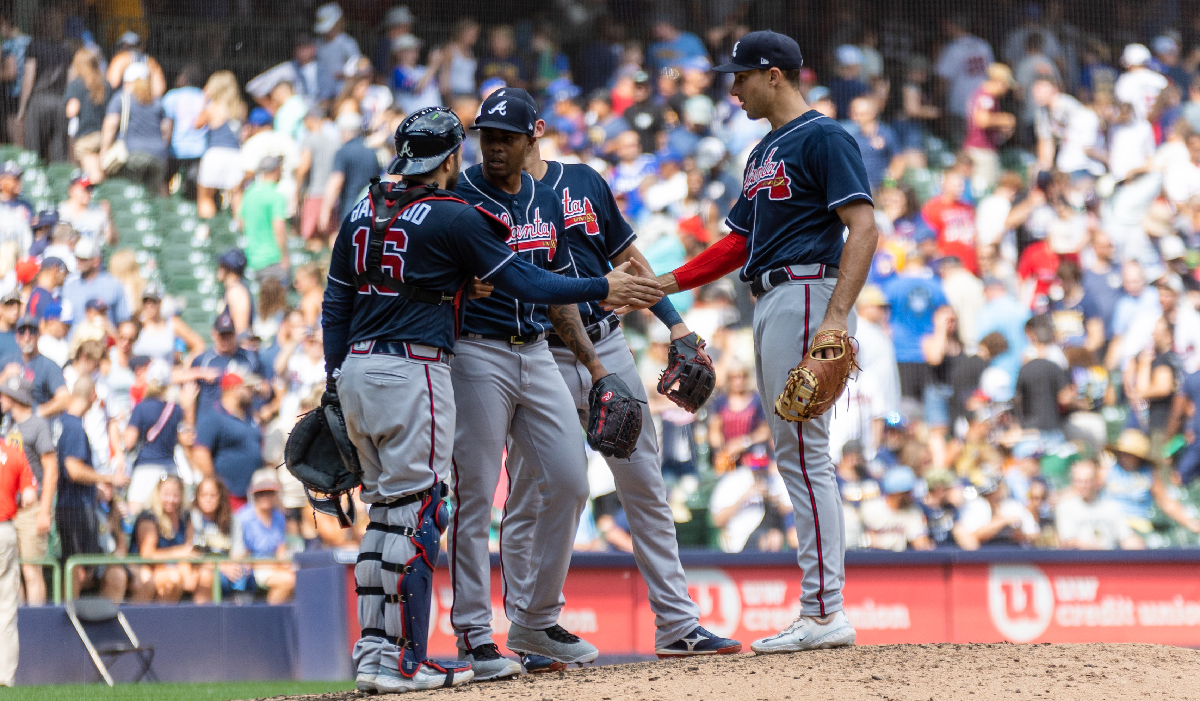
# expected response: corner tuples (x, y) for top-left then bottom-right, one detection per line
(539, 161), (635, 326)
(324, 182), (519, 357)
(456, 166), (566, 337)
(726, 110), (873, 280)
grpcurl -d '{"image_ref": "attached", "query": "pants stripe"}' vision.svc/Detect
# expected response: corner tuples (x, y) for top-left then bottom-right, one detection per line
(450, 458), (469, 651)
(425, 366), (438, 490)
(498, 453), (514, 626)
(798, 284), (827, 616)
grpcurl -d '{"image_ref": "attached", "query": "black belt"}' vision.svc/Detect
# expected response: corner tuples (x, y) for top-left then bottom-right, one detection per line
(749, 264), (839, 297)
(463, 331), (547, 345)
(349, 341), (450, 365)
(547, 316), (618, 348)
(368, 486), (435, 510)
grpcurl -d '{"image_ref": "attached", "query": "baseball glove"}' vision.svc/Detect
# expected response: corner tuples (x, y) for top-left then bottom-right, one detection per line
(285, 379), (363, 526)
(586, 373), (644, 459)
(774, 329), (860, 423)
(657, 332), (716, 412)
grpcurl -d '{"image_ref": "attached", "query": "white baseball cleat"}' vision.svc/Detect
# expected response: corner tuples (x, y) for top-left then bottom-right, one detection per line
(750, 611), (856, 654)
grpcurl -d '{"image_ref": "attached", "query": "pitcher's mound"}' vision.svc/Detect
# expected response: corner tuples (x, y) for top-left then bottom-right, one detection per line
(261, 643), (1200, 701)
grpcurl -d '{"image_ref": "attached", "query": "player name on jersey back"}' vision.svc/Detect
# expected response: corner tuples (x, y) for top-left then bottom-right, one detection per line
(726, 110), (874, 280)
(456, 165), (566, 338)
(323, 183), (517, 355)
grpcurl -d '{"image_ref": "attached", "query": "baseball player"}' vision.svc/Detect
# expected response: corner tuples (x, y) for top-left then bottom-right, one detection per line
(448, 88), (662, 680)
(323, 107), (661, 693)
(499, 120), (741, 667)
(657, 31), (879, 653)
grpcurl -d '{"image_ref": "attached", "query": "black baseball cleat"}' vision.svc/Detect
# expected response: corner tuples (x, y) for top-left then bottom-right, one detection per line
(655, 626), (743, 658)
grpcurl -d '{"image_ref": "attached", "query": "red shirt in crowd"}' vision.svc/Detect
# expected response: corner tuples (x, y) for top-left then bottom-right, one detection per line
(963, 87), (1000, 150)
(921, 196), (979, 273)
(1017, 240), (1061, 310)
(0, 437), (33, 522)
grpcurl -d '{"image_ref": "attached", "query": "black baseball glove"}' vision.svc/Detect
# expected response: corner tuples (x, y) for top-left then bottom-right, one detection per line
(285, 377), (363, 527)
(586, 373), (644, 460)
(657, 332), (716, 412)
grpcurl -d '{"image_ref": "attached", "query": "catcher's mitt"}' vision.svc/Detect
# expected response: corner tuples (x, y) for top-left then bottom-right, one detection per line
(285, 379), (363, 527)
(657, 332), (716, 412)
(774, 329), (859, 423)
(587, 373), (644, 459)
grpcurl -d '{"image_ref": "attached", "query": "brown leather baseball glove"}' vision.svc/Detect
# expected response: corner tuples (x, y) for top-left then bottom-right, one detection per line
(774, 329), (859, 423)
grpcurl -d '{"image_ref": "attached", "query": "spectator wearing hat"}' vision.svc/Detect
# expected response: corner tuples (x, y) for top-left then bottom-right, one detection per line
(240, 106), (298, 195)
(239, 156), (290, 284)
(965, 63), (1017, 198)
(192, 371), (264, 508)
(104, 31), (166, 98)
(190, 311), (266, 421)
(953, 473), (1039, 549)
(806, 86), (836, 119)
(829, 45), (869, 121)
(0, 162), (32, 255)
(17, 13), (72, 164)
(374, 5), (414, 75)
(1106, 428), (1200, 537)
(314, 3), (362, 102)
(390, 34), (440, 117)
(855, 285), (901, 414)
(1115, 44), (1168, 121)
(623, 71), (668, 154)
(318, 110), (380, 231)
(1056, 459), (1143, 550)
(27, 211), (55, 258)
(215, 249), (253, 335)
(69, 298), (113, 353)
(231, 468), (294, 604)
(860, 466), (933, 551)
(0, 407), (33, 685)
(296, 106), (340, 247)
(0, 371), (55, 607)
(57, 171), (114, 248)
(53, 376), (128, 602)
(646, 14), (707, 75)
(36, 302), (69, 367)
(131, 282), (204, 367)
(920, 469), (959, 547)
(883, 248), (950, 401)
(1, 315), (68, 417)
(100, 62), (172, 194)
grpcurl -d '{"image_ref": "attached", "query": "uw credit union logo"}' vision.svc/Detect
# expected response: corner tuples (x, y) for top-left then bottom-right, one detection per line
(988, 564), (1055, 642)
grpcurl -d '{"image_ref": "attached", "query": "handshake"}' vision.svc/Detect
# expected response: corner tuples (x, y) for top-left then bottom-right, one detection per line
(469, 258), (666, 312)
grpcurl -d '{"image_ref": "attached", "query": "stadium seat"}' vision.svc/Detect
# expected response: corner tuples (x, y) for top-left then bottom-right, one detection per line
(65, 597), (157, 686)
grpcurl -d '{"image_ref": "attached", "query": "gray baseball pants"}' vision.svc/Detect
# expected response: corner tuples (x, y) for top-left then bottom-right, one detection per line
(448, 338), (589, 652)
(338, 351), (454, 676)
(504, 327), (700, 649)
(753, 278), (854, 617)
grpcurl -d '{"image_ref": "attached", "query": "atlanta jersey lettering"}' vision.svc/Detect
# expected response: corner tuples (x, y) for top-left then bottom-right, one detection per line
(539, 161), (635, 326)
(456, 165), (566, 337)
(726, 110), (873, 280)
(323, 182), (518, 356)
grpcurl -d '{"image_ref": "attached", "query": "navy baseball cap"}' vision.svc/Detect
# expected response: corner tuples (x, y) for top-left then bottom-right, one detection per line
(714, 31), (804, 73)
(471, 88), (537, 136)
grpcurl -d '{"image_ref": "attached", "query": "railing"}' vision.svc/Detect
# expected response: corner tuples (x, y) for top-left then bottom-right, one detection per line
(18, 558), (63, 606)
(63, 555), (293, 603)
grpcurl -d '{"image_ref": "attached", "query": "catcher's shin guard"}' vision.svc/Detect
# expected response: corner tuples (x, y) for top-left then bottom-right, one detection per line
(352, 520), (387, 677)
(377, 485), (451, 676)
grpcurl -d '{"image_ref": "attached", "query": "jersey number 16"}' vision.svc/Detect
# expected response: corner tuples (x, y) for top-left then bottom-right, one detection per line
(352, 225), (408, 295)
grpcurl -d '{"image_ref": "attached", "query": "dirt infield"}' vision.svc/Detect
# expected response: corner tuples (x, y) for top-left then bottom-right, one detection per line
(259, 643), (1200, 701)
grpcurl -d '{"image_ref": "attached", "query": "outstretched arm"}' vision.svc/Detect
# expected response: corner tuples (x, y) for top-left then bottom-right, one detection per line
(548, 303), (607, 383)
(611, 245), (689, 341)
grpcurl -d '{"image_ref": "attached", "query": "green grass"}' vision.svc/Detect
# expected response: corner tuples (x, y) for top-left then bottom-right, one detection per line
(6, 680), (355, 701)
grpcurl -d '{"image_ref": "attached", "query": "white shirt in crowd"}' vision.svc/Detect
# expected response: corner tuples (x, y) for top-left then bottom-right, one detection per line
(1114, 68), (1168, 121)
(854, 318), (901, 415)
(936, 34), (995, 117)
(1036, 93), (1104, 175)
(1055, 493), (1134, 549)
(709, 467), (789, 553)
(1164, 158), (1200, 206)
(1108, 118), (1156, 181)
(828, 372), (885, 463)
(859, 497), (929, 552)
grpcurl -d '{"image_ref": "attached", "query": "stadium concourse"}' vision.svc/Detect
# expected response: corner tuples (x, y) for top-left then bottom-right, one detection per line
(7, 0), (1200, 689)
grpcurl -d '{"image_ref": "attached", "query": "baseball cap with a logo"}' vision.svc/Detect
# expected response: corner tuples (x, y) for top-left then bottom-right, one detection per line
(471, 88), (537, 136)
(713, 30), (804, 73)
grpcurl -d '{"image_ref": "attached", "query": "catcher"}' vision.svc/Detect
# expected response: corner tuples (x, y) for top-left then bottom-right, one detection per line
(655, 31), (878, 655)
(496, 113), (740, 671)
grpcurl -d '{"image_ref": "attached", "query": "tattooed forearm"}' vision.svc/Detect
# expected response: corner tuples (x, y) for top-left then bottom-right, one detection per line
(549, 304), (605, 378)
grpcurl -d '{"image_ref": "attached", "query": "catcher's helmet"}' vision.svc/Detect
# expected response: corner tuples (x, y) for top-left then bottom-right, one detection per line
(387, 106), (465, 176)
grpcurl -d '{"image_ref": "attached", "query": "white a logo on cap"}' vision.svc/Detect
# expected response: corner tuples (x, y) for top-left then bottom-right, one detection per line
(397, 141), (414, 158)
(761, 57), (769, 64)
(732, 40), (740, 57)
(488, 100), (508, 116)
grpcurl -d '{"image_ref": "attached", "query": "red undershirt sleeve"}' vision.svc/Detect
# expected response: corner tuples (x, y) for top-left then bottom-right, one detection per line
(672, 233), (749, 292)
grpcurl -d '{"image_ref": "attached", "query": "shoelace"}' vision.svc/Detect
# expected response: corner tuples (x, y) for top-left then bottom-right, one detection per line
(543, 625), (582, 644)
(470, 643), (502, 661)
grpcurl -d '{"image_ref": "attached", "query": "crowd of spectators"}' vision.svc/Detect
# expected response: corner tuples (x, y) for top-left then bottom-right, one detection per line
(2, 1), (1200, 608)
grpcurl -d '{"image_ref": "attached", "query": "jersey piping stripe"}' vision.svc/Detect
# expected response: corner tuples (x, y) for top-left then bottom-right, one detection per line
(826, 192), (872, 210)
(328, 273), (352, 287)
(796, 284), (827, 616)
(549, 161), (565, 189)
(761, 114), (826, 148)
(724, 218), (750, 233)
(478, 251), (517, 281)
